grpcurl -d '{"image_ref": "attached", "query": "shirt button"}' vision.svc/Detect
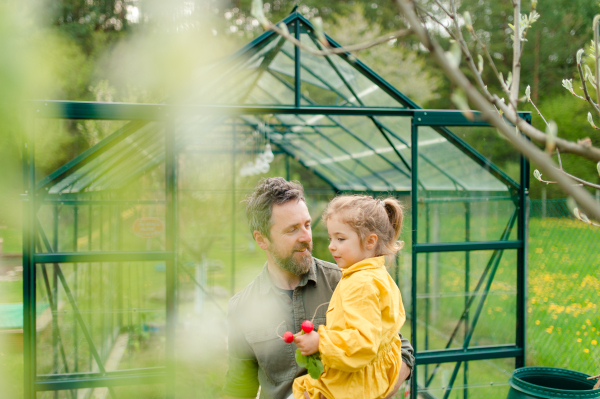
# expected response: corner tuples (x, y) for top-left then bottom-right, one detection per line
(264, 332), (268, 336)
(287, 299), (291, 305)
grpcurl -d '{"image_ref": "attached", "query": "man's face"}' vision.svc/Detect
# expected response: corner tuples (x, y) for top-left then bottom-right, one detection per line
(267, 200), (313, 275)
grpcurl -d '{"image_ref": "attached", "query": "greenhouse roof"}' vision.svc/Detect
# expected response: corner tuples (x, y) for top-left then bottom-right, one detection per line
(40, 11), (529, 196)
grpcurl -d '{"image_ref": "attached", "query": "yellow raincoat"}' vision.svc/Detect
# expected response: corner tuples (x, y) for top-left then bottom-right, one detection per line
(293, 256), (406, 399)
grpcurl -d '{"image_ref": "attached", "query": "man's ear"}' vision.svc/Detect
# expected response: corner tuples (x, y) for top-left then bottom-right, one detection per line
(365, 234), (378, 250)
(253, 230), (270, 250)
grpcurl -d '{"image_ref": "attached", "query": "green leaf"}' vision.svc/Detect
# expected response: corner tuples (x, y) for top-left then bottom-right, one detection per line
(278, 22), (289, 36)
(306, 354), (324, 379)
(295, 349), (308, 368)
(463, 12), (473, 31)
(313, 17), (327, 47)
(545, 121), (557, 154)
(588, 112), (597, 129)
(251, 0), (268, 28)
(445, 41), (461, 68)
(451, 89), (474, 120)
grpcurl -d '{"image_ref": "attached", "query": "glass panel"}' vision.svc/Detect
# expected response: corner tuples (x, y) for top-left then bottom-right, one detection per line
(450, 126), (521, 183)
(416, 199), (518, 244)
(36, 202), (167, 253)
(417, 126), (510, 192)
(34, 118), (130, 183)
(416, 124), (519, 244)
(40, 119), (166, 197)
(417, 358), (514, 399)
(415, 250), (517, 351)
(35, 262), (166, 376)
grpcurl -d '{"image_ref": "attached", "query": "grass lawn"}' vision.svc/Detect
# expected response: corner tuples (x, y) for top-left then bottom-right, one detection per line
(1, 215), (598, 398)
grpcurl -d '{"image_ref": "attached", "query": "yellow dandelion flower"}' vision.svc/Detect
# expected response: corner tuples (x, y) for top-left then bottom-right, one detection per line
(584, 349), (589, 353)
(535, 320), (541, 325)
(592, 340), (597, 345)
(577, 338), (582, 342)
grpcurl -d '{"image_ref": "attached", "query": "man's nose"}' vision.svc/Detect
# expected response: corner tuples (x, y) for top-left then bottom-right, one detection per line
(299, 225), (311, 242)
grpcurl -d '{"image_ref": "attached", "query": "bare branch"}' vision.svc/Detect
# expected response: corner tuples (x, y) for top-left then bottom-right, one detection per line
(576, 59), (600, 115)
(528, 97), (549, 127)
(467, 28), (514, 106)
(440, 1), (491, 100)
(556, 147), (563, 170)
(595, 15), (600, 109)
(432, 0), (453, 19)
(264, 22), (412, 56)
(511, 0), (521, 105)
(414, 3), (456, 40)
(494, 95), (600, 162)
(395, 0), (600, 221)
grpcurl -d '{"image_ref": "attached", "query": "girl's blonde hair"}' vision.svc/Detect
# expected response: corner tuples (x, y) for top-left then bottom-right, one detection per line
(322, 195), (404, 256)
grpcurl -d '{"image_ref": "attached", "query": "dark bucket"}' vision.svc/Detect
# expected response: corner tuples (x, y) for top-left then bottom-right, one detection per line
(508, 367), (600, 399)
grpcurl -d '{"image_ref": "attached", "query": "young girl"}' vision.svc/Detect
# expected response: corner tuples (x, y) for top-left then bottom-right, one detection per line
(292, 195), (406, 399)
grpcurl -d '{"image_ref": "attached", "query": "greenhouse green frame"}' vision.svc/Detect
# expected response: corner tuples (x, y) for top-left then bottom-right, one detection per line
(22, 11), (531, 399)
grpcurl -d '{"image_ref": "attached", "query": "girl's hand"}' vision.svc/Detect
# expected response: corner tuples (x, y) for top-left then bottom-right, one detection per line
(294, 330), (319, 356)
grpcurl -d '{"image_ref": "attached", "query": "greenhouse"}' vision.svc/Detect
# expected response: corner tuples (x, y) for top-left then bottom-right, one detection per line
(22, 11), (531, 399)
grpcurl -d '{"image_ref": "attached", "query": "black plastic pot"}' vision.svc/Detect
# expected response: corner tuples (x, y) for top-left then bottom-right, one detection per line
(508, 367), (600, 399)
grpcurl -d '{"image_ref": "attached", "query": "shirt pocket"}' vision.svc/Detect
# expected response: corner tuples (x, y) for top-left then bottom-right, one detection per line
(313, 316), (327, 332)
(245, 327), (297, 384)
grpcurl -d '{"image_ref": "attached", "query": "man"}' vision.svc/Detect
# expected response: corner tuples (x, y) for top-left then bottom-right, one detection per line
(224, 178), (413, 399)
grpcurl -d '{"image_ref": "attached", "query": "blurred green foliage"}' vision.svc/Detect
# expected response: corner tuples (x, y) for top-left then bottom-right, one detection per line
(2, 0), (600, 233)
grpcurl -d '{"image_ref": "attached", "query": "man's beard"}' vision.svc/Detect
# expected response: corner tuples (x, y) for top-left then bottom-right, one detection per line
(270, 241), (313, 276)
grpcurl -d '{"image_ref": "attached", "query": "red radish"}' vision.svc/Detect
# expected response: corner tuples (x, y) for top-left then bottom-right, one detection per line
(301, 320), (314, 333)
(283, 331), (294, 343)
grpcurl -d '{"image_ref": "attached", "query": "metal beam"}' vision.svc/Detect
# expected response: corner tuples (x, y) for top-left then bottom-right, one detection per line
(416, 346), (523, 365)
(414, 240), (523, 253)
(32, 100), (531, 120)
(35, 373), (166, 391)
(34, 251), (174, 264)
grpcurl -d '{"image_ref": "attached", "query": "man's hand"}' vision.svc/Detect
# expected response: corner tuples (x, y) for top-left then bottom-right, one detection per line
(294, 330), (319, 356)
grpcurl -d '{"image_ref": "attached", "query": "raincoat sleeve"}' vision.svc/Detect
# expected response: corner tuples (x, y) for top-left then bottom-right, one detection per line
(318, 277), (382, 373)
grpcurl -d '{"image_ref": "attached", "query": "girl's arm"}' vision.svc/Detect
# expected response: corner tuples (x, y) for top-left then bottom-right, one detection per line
(318, 279), (382, 373)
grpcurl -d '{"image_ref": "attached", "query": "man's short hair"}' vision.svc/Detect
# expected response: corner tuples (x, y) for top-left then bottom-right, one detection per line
(245, 177), (305, 239)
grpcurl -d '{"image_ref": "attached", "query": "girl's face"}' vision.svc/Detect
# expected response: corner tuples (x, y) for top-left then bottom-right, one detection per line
(327, 215), (377, 269)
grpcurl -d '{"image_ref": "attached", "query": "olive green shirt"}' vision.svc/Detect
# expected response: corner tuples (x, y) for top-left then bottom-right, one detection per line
(223, 258), (415, 399)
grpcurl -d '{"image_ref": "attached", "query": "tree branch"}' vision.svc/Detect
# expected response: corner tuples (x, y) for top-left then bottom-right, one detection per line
(576, 58), (600, 115)
(467, 28), (514, 105)
(595, 15), (600, 110)
(511, 0), (521, 105)
(264, 22), (412, 56)
(395, 0), (600, 221)
(493, 95), (600, 162)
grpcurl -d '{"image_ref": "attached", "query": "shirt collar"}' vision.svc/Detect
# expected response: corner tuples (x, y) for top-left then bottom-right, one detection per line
(259, 257), (318, 295)
(341, 256), (386, 277)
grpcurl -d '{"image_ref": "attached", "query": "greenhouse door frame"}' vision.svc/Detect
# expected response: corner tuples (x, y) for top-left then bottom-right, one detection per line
(410, 112), (530, 399)
(23, 101), (529, 399)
